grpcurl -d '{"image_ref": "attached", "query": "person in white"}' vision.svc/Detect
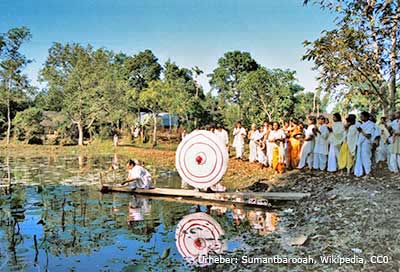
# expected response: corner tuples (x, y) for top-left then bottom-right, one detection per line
(255, 126), (267, 167)
(388, 112), (400, 174)
(327, 113), (345, 172)
(214, 124), (229, 150)
(338, 114), (359, 175)
(375, 117), (390, 169)
(181, 129), (187, 141)
(263, 121), (271, 165)
(248, 124), (258, 163)
(313, 116), (330, 171)
(298, 116), (317, 169)
(113, 134), (119, 147)
(232, 122), (246, 159)
(122, 159), (153, 189)
(354, 112), (376, 177)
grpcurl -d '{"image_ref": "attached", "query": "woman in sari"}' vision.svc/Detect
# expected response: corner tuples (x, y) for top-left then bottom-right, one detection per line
(338, 114), (359, 174)
(327, 113), (345, 172)
(287, 119), (304, 169)
(268, 122), (286, 174)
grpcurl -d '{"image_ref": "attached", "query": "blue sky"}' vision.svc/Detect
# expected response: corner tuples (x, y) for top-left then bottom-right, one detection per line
(1, 0), (334, 93)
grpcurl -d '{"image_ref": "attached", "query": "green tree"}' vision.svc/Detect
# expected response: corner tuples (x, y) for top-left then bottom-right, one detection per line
(40, 43), (117, 145)
(209, 51), (259, 116)
(139, 80), (166, 146)
(124, 49), (162, 92)
(292, 91), (325, 120)
(303, 0), (400, 114)
(0, 27), (32, 144)
(13, 107), (44, 143)
(163, 61), (204, 129)
(238, 67), (302, 123)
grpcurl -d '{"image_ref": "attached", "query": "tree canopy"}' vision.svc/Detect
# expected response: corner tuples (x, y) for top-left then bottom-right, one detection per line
(303, 0), (400, 114)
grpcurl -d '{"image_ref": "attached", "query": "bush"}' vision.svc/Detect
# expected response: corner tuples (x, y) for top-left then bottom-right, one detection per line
(13, 108), (44, 143)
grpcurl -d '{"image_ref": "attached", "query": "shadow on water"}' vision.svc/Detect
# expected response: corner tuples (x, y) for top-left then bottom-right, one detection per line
(0, 154), (279, 271)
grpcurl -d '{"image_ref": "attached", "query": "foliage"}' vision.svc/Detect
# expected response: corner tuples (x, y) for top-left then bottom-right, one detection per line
(238, 67), (302, 124)
(303, 0), (400, 113)
(124, 49), (162, 92)
(40, 43), (131, 145)
(0, 27), (32, 143)
(209, 50), (259, 110)
(13, 107), (44, 143)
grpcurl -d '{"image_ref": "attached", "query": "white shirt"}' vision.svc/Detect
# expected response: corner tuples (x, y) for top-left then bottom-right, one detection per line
(268, 129), (285, 142)
(358, 120), (375, 145)
(331, 122), (345, 146)
(232, 127), (246, 147)
(128, 165), (152, 189)
(346, 124), (359, 155)
(372, 123), (381, 141)
(314, 124), (329, 155)
(390, 119), (400, 132)
(214, 129), (229, 146)
(304, 124), (316, 140)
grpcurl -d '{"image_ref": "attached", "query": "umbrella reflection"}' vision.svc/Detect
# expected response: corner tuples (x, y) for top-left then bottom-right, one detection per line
(175, 212), (228, 267)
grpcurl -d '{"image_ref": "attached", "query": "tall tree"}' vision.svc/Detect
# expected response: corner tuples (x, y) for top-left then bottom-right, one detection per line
(0, 27), (32, 144)
(208, 51), (259, 116)
(163, 61), (205, 129)
(138, 80), (166, 146)
(303, 0), (400, 114)
(40, 43), (116, 145)
(238, 67), (301, 123)
(124, 49), (162, 92)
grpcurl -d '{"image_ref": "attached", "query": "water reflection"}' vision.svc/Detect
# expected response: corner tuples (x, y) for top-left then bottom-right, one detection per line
(0, 155), (281, 271)
(175, 207), (279, 267)
(127, 196), (151, 224)
(176, 212), (228, 267)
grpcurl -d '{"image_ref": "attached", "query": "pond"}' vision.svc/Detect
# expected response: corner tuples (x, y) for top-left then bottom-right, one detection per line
(0, 154), (279, 271)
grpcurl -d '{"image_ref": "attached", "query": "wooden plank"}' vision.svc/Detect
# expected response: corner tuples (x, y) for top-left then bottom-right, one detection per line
(134, 194), (272, 209)
(100, 184), (310, 202)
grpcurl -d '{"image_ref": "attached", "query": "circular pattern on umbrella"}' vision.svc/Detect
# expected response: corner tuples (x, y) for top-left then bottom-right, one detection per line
(176, 130), (228, 189)
(175, 212), (227, 266)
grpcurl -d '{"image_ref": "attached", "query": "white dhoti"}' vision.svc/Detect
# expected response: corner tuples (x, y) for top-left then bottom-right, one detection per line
(234, 144), (244, 159)
(313, 153), (327, 171)
(327, 144), (340, 172)
(267, 142), (274, 165)
(354, 140), (372, 177)
(257, 146), (267, 165)
(375, 144), (388, 163)
(297, 141), (314, 169)
(249, 140), (257, 162)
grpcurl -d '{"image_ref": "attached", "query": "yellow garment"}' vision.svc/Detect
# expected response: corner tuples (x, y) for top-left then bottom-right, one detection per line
(272, 145), (285, 173)
(338, 142), (354, 171)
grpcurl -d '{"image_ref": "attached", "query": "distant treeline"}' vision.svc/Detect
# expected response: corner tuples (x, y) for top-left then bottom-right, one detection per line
(0, 27), (322, 146)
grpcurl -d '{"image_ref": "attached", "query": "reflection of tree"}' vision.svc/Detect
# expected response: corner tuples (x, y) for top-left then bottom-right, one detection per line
(0, 184), (27, 271)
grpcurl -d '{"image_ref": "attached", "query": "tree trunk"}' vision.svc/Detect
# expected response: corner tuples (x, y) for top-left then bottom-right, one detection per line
(6, 93), (11, 145)
(77, 122), (84, 146)
(152, 113), (157, 147)
(389, 6), (399, 113)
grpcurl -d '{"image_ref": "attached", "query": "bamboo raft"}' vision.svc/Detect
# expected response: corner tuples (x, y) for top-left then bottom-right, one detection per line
(100, 184), (310, 207)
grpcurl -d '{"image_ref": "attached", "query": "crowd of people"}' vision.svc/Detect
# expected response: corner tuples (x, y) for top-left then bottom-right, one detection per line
(202, 111), (400, 178)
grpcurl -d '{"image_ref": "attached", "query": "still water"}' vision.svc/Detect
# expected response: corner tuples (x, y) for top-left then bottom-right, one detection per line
(0, 155), (278, 271)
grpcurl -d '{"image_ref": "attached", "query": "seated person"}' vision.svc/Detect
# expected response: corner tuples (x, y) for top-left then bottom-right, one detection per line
(121, 159), (153, 189)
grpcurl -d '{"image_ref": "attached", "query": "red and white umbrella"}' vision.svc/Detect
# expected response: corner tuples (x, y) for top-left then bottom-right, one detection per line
(175, 212), (227, 266)
(176, 130), (228, 189)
